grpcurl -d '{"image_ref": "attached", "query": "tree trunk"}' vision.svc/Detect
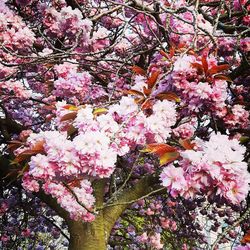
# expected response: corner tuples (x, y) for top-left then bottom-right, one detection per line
(68, 213), (107, 250)
(68, 180), (108, 250)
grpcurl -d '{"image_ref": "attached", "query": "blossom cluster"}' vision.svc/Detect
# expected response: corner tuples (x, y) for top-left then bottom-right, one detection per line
(53, 71), (92, 104)
(21, 89), (177, 221)
(137, 232), (163, 249)
(53, 61), (107, 103)
(173, 121), (196, 139)
(0, 1), (35, 51)
(43, 180), (95, 221)
(0, 80), (32, 100)
(165, 54), (228, 115)
(223, 104), (249, 128)
(42, 6), (92, 40)
(160, 133), (250, 204)
(64, 95), (176, 148)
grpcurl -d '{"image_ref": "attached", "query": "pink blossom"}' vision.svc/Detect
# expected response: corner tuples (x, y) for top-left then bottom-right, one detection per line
(182, 243), (188, 250)
(54, 61), (78, 78)
(160, 217), (170, 229)
(43, 6), (92, 39)
(234, 244), (250, 250)
(22, 173), (40, 192)
(53, 71), (92, 103)
(0, 234), (9, 242)
(43, 180), (95, 222)
(160, 165), (187, 195)
(150, 233), (164, 249)
(240, 38), (250, 52)
(137, 232), (148, 243)
(0, 202), (8, 214)
(21, 228), (31, 237)
(0, 80), (32, 99)
(177, 133), (250, 203)
(146, 208), (155, 215)
(224, 105), (249, 128)
(173, 122), (195, 139)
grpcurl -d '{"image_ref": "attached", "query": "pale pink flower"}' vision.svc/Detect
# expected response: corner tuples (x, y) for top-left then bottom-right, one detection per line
(150, 233), (164, 249)
(160, 165), (187, 192)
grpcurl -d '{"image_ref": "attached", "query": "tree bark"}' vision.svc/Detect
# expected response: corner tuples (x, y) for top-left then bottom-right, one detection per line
(68, 216), (107, 250)
(68, 179), (108, 250)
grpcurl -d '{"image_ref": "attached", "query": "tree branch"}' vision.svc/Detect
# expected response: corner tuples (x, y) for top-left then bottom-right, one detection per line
(103, 176), (159, 238)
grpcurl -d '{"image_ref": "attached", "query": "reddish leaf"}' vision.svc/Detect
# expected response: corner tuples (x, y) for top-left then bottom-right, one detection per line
(125, 89), (146, 104)
(60, 112), (77, 122)
(191, 63), (204, 73)
(160, 151), (180, 166)
(7, 140), (24, 152)
(8, 140), (23, 144)
(159, 50), (169, 59)
(131, 65), (146, 76)
(179, 139), (196, 150)
(13, 141), (45, 163)
(143, 86), (152, 96)
(141, 143), (177, 157)
(62, 104), (79, 111)
(134, 97), (146, 104)
(201, 56), (208, 74)
(147, 71), (160, 89)
(213, 74), (232, 82)
(177, 43), (186, 49)
(155, 92), (181, 103)
(32, 141), (44, 151)
(187, 49), (196, 56)
(141, 98), (154, 110)
(14, 150), (41, 163)
(45, 63), (55, 68)
(241, 230), (250, 244)
(169, 47), (175, 58)
(124, 89), (145, 97)
(67, 125), (78, 137)
(43, 105), (56, 111)
(207, 64), (230, 75)
(68, 178), (84, 188)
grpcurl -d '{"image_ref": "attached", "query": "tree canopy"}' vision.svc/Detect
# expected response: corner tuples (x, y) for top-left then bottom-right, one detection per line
(0, 0), (249, 249)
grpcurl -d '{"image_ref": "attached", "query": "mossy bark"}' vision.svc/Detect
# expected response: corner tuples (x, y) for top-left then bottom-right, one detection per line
(68, 216), (107, 250)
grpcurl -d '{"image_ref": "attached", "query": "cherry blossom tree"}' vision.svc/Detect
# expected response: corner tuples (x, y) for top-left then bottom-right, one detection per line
(0, 0), (249, 249)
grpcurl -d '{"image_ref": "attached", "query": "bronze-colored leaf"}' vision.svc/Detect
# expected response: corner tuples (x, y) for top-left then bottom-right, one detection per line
(131, 65), (146, 76)
(207, 64), (230, 75)
(155, 92), (181, 102)
(147, 71), (160, 89)
(60, 112), (77, 122)
(179, 139), (196, 150)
